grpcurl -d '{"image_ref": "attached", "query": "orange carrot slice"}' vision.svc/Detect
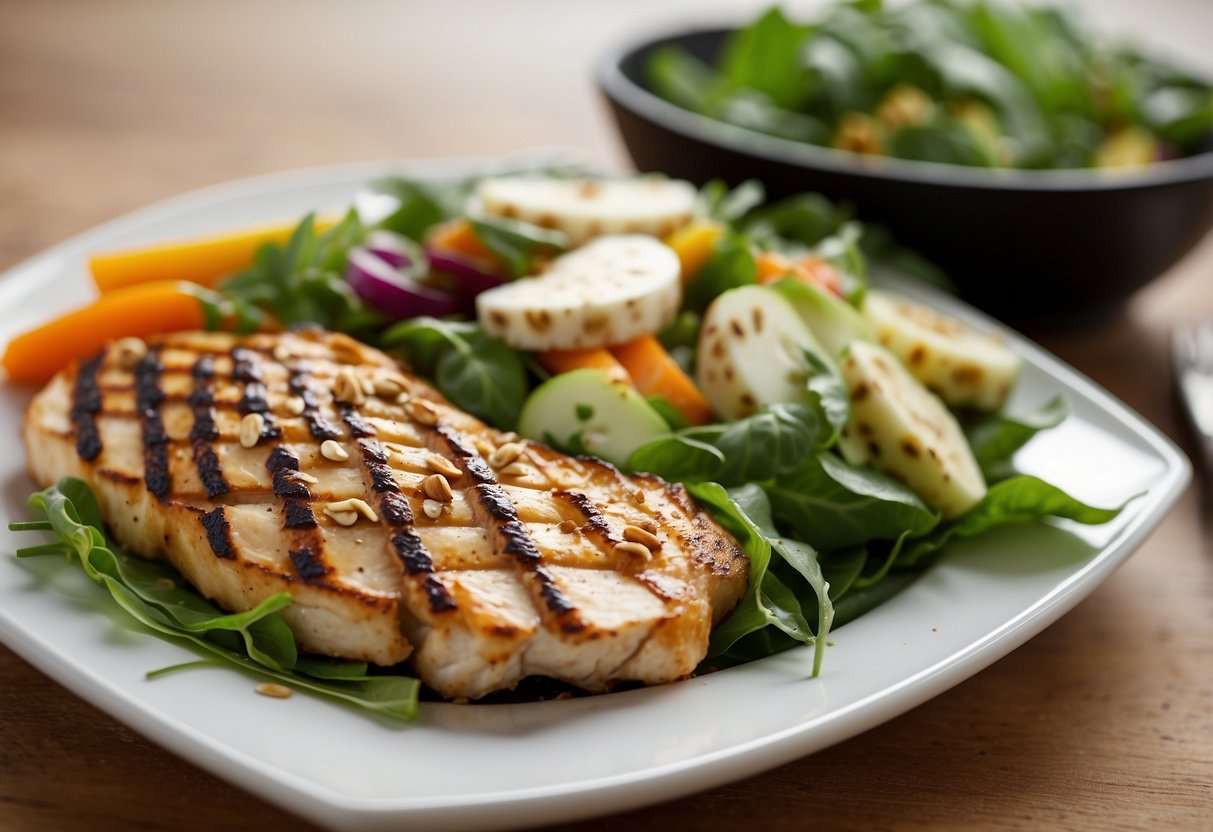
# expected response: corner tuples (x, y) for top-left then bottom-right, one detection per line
(756, 251), (845, 298)
(90, 216), (335, 293)
(536, 347), (633, 385)
(427, 219), (502, 266)
(609, 335), (714, 426)
(2, 281), (216, 384)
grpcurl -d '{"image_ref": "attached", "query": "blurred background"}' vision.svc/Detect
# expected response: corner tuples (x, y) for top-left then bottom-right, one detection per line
(4, 0), (1213, 262)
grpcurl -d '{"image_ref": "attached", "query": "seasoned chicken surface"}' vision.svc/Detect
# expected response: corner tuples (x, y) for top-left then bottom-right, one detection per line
(23, 330), (748, 699)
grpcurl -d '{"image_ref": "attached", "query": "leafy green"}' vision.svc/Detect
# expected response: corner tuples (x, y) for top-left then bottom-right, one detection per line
(688, 483), (833, 675)
(803, 349), (850, 447)
(382, 317), (528, 429)
(372, 176), (463, 241)
(684, 231), (757, 313)
(696, 180), (766, 225)
(766, 452), (940, 549)
(721, 7), (812, 111)
(469, 217), (567, 278)
(9, 479), (419, 721)
(217, 212), (384, 337)
(626, 403), (820, 486)
(896, 474), (1126, 567)
(965, 395), (1069, 480)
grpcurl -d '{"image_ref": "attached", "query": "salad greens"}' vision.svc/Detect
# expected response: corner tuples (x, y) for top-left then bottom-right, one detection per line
(9, 479), (419, 721)
(647, 1), (1213, 170)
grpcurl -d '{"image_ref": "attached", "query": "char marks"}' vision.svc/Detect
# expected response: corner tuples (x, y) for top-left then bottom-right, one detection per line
(265, 444), (325, 572)
(288, 366), (342, 441)
(233, 348), (281, 442)
(134, 351), (171, 500)
(70, 352), (105, 461)
(188, 355), (228, 498)
(289, 545), (328, 581)
(552, 489), (616, 544)
(200, 507), (236, 559)
(339, 404), (375, 439)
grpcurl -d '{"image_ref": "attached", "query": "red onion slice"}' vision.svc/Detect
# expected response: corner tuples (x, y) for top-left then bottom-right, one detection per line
(346, 246), (461, 320)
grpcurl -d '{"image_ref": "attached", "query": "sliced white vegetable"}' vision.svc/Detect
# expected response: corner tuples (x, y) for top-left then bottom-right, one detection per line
(517, 369), (669, 467)
(862, 289), (1021, 411)
(696, 285), (829, 420)
(476, 235), (681, 351)
(774, 278), (875, 357)
(475, 177), (696, 246)
(839, 341), (986, 518)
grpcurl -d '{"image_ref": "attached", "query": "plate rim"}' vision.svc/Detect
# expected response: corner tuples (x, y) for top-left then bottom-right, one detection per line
(0, 157), (1192, 830)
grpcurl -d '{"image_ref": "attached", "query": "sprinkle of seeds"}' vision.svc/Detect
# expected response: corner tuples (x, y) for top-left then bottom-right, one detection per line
(112, 337), (148, 371)
(498, 462), (531, 478)
(422, 499), (444, 520)
(422, 473), (454, 502)
(255, 683), (293, 699)
(395, 391), (412, 405)
(426, 454), (463, 479)
(407, 398), (440, 426)
(623, 524), (662, 551)
(489, 442), (525, 469)
(374, 376), (408, 398)
(284, 396), (306, 416)
(333, 367), (366, 405)
(239, 413), (265, 448)
(320, 439), (349, 462)
(325, 498), (378, 524)
(613, 541), (653, 562)
(273, 344), (294, 363)
(292, 470), (319, 484)
(326, 510), (359, 527)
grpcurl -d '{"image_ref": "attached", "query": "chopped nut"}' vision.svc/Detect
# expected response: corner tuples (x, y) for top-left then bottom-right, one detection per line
(498, 462), (530, 478)
(631, 489), (646, 505)
(284, 396), (306, 416)
(239, 413), (265, 448)
(360, 375), (377, 396)
(374, 376), (408, 398)
(422, 499), (444, 520)
(395, 391), (412, 405)
(292, 470), (319, 484)
(325, 498), (378, 524)
(614, 541), (653, 562)
(325, 510), (358, 527)
(255, 683), (293, 699)
(329, 334), (364, 365)
(426, 454), (463, 479)
(636, 518), (657, 534)
(406, 398), (440, 426)
(112, 337), (148, 371)
(272, 344), (294, 363)
(333, 367), (366, 405)
(422, 473), (454, 502)
(557, 519), (579, 534)
(498, 431), (520, 444)
(623, 524), (662, 551)
(320, 439), (349, 462)
(473, 439), (496, 457)
(489, 442), (526, 469)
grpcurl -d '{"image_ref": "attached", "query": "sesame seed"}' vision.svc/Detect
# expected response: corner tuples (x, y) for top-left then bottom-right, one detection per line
(255, 683), (293, 699)
(426, 454), (463, 479)
(498, 462), (530, 478)
(407, 398), (440, 426)
(333, 368), (366, 405)
(489, 442), (525, 469)
(284, 396), (306, 416)
(422, 499), (444, 520)
(422, 474), (454, 502)
(622, 524), (662, 551)
(112, 337), (148, 371)
(613, 541), (652, 562)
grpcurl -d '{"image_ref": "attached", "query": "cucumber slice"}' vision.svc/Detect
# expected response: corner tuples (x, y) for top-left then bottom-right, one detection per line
(517, 368), (670, 467)
(774, 278), (875, 357)
(696, 285), (829, 420)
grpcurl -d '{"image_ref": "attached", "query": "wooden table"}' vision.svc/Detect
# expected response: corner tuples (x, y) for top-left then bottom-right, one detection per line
(2, 1), (1211, 829)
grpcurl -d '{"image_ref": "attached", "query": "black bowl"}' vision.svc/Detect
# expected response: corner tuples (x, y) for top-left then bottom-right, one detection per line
(597, 27), (1213, 326)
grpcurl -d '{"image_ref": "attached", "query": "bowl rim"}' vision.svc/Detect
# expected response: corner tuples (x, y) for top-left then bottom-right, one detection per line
(596, 25), (1213, 194)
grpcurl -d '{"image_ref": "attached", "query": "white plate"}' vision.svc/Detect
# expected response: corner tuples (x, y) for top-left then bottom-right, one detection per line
(0, 156), (1190, 832)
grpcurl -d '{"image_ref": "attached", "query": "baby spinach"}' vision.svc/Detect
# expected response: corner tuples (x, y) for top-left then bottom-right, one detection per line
(468, 217), (567, 278)
(965, 395), (1069, 480)
(382, 317), (528, 429)
(10, 479), (420, 722)
(372, 176), (463, 242)
(684, 231), (757, 313)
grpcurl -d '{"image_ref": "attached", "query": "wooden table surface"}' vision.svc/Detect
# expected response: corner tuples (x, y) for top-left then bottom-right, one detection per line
(2, 1), (1211, 830)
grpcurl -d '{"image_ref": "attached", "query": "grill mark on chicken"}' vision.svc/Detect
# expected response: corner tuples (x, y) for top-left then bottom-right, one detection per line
(188, 355), (228, 498)
(264, 445), (326, 579)
(199, 507), (236, 559)
(134, 351), (171, 500)
(233, 347), (281, 443)
(288, 365), (342, 441)
(349, 437), (456, 613)
(339, 404), (376, 439)
(432, 427), (580, 623)
(71, 351), (105, 461)
(552, 489), (618, 546)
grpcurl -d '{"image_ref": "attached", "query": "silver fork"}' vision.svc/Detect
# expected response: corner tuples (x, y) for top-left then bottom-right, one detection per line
(1172, 320), (1213, 472)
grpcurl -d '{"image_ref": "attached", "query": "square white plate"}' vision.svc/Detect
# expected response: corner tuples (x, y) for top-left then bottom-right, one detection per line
(0, 156), (1190, 831)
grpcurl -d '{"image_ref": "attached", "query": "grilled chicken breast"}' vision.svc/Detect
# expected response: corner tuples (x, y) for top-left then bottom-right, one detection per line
(23, 330), (748, 699)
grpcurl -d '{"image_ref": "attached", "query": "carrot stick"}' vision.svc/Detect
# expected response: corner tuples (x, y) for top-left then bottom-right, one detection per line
(535, 347), (633, 385)
(90, 216), (335, 293)
(2, 281), (214, 383)
(755, 252), (794, 285)
(609, 335), (714, 426)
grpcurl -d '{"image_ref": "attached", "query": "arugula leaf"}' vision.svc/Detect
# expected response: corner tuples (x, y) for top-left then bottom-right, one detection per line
(965, 395), (1069, 480)
(742, 193), (853, 252)
(689, 483), (833, 674)
(645, 395), (691, 431)
(648, 46), (723, 114)
(886, 118), (999, 167)
(217, 212), (384, 337)
(9, 479), (419, 721)
(382, 317), (528, 429)
(626, 403), (820, 486)
(767, 452), (940, 549)
(696, 180), (766, 225)
(372, 176), (462, 241)
(722, 7), (812, 111)
(468, 217), (566, 278)
(896, 474), (1126, 567)
(803, 349), (850, 447)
